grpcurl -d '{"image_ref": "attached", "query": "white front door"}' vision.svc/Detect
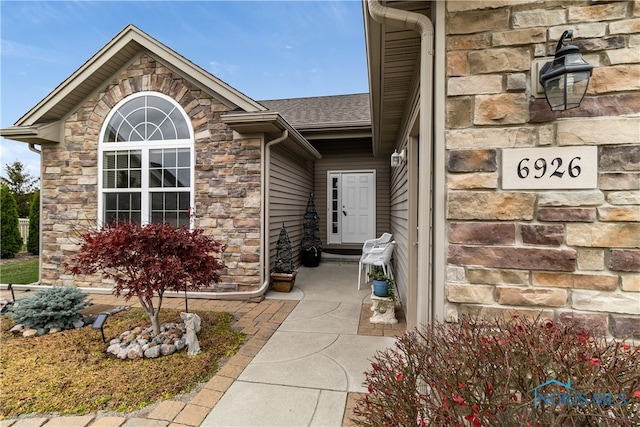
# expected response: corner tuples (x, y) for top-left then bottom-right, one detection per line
(328, 171), (375, 244)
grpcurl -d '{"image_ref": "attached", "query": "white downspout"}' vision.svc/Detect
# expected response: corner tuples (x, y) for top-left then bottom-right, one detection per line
(2, 132), (293, 301)
(368, 0), (435, 327)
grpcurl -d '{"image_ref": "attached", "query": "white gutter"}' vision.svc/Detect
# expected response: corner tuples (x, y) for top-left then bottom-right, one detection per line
(368, 0), (435, 326)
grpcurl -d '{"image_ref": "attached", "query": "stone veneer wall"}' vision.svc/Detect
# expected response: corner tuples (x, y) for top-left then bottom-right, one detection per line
(41, 54), (262, 289)
(444, 1), (640, 339)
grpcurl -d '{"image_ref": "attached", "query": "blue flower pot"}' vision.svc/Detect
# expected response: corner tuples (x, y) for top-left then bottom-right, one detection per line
(372, 279), (389, 297)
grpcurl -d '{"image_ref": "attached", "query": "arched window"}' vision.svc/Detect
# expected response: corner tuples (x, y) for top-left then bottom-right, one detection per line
(99, 92), (194, 227)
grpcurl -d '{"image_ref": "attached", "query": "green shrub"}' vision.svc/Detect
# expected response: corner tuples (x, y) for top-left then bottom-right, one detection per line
(10, 286), (89, 330)
(27, 189), (40, 254)
(1, 184), (23, 258)
(353, 316), (640, 426)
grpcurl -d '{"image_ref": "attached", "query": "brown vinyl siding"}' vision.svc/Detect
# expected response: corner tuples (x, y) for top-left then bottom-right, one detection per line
(389, 158), (410, 307)
(314, 151), (390, 251)
(268, 144), (314, 269)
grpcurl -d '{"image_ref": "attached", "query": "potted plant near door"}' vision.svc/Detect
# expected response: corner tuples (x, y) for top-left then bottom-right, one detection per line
(271, 224), (298, 292)
(301, 193), (322, 267)
(368, 266), (395, 298)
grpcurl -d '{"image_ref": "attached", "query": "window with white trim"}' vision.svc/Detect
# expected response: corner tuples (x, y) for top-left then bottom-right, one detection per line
(99, 92), (194, 227)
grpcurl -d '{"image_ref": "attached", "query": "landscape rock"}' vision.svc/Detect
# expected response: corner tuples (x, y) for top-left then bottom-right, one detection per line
(127, 344), (143, 360)
(23, 329), (38, 337)
(160, 344), (176, 356)
(144, 345), (161, 358)
(9, 324), (25, 333)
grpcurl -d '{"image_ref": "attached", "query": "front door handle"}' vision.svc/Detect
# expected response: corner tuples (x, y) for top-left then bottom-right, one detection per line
(343, 210), (347, 216)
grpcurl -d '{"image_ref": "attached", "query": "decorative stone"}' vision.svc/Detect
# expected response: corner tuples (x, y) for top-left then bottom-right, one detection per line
(572, 291), (640, 315)
(474, 93), (528, 125)
(492, 28), (546, 46)
(447, 284), (494, 304)
(557, 312), (608, 337)
(448, 245), (577, 271)
(606, 191), (640, 205)
(621, 275), (640, 292)
(449, 222), (515, 245)
(557, 117), (640, 145)
(447, 97), (472, 128)
(538, 191), (604, 207)
(610, 316), (640, 339)
(537, 208), (596, 222)
(127, 344), (143, 360)
(496, 287), (567, 307)
(73, 320), (85, 329)
(512, 9), (565, 28)
(447, 127), (536, 149)
(568, 3), (627, 23)
(447, 33), (491, 51)
(448, 191), (535, 220)
(599, 174), (640, 191)
(448, 75), (502, 96)
(23, 329), (38, 337)
(144, 345), (161, 358)
(609, 250), (640, 272)
(448, 149), (496, 172)
(117, 348), (129, 360)
(521, 225), (564, 246)
(160, 344), (176, 356)
(466, 268), (529, 285)
(9, 324), (25, 333)
(531, 94), (640, 123)
(577, 249), (604, 271)
(448, 9), (509, 35)
(457, 304), (554, 322)
(48, 328), (61, 334)
(567, 223), (640, 248)
(598, 206), (640, 222)
(107, 344), (122, 355)
(532, 272), (618, 291)
(601, 145), (640, 171)
(447, 173), (498, 190)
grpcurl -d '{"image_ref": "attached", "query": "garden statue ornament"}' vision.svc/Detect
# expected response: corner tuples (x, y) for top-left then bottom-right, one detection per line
(180, 312), (202, 356)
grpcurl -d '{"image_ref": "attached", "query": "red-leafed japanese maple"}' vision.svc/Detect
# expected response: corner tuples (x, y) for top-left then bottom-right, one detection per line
(67, 222), (226, 335)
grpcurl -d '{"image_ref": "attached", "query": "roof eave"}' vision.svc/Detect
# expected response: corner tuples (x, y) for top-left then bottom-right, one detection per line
(0, 122), (62, 144)
(222, 112), (321, 160)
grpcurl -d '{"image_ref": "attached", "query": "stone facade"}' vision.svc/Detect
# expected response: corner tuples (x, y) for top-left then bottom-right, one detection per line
(41, 54), (262, 289)
(445, 1), (640, 338)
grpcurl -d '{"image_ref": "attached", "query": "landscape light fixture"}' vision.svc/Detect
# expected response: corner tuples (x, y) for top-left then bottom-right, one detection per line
(539, 29), (593, 111)
(92, 313), (109, 343)
(391, 149), (406, 167)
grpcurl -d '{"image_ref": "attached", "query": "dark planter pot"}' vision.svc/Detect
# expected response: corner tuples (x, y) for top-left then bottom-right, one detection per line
(301, 247), (322, 267)
(271, 271), (298, 292)
(372, 279), (389, 297)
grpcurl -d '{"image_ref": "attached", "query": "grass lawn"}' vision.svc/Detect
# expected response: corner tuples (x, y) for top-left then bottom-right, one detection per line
(0, 308), (244, 418)
(0, 258), (39, 284)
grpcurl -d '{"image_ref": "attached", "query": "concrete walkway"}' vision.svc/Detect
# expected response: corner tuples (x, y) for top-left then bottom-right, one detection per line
(1, 261), (405, 427)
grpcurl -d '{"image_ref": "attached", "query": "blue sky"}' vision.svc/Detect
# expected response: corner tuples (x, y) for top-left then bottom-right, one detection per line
(0, 0), (368, 179)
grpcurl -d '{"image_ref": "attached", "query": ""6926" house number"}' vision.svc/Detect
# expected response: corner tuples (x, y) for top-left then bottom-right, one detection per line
(502, 146), (597, 190)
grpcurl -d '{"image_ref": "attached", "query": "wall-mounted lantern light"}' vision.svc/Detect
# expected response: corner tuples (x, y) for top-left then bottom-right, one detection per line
(539, 30), (593, 111)
(391, 149), (406, 167)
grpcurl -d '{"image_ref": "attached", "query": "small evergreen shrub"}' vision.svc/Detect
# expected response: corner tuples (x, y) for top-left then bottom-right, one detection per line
(27, 189), (40, 254)
(353, 316), (640, 427)
(10, 286), (89, 330)
(1, 184), (23, 258)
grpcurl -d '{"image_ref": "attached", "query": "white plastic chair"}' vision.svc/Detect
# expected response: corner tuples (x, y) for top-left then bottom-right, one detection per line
(358, 234), (395, 290)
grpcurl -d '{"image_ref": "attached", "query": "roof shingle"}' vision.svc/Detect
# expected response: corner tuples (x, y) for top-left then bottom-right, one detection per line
(259, 93), (370, 126)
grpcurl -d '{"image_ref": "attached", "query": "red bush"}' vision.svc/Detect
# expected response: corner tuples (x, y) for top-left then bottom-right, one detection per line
(67, 222), (226, 334)
(353, 316), (640, 426)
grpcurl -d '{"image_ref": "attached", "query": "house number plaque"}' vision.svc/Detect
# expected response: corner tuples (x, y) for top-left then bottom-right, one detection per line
(502, 146), (597, 190)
